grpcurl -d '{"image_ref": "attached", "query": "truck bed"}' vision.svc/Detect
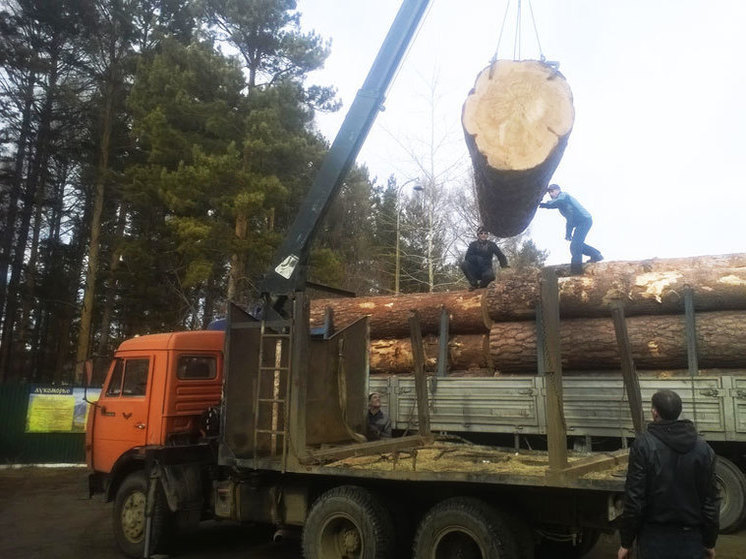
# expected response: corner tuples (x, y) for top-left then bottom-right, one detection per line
(300, 440), (629, 492)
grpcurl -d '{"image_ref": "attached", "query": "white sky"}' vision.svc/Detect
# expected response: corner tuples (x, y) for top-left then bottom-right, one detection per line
(297, 0), (746, 265)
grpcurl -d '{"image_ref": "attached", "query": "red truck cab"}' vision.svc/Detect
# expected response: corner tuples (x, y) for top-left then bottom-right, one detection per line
(87, 331), (224, 480)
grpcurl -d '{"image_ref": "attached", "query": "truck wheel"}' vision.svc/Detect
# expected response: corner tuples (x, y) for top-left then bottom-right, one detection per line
(302, 485), (395, 559)
(412, 497), (517, 559)
(715, 456), (746, 533)
(113, 471), (172, 558)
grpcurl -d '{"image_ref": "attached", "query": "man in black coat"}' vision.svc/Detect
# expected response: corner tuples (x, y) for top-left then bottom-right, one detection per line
(618, 389), (719, 559)
(366, 392), (391, 440)
(460, 226), (509, 290)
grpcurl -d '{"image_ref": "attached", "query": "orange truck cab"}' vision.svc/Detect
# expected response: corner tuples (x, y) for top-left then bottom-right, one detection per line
(87, 330), (224, 498)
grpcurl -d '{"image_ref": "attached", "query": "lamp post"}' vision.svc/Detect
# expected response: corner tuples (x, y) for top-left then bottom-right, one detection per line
(395, 178), (423, 294)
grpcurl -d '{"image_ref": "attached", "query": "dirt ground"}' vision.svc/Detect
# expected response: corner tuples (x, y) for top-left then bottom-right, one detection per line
(0, 466), (743, 559)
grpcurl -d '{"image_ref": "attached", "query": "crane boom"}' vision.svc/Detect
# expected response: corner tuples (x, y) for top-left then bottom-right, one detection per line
(260, 0), (430, 297)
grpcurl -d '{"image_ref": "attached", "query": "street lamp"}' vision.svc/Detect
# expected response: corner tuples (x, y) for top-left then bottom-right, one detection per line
(394, 178), (424, 294)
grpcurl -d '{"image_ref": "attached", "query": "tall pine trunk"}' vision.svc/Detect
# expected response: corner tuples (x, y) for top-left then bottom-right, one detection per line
(96, 203), (127, 355)
(0, 78), (35, 326)
(74, 79), (115, 384)
(0, 46), (59, 380)
(228, 211), (248, 301)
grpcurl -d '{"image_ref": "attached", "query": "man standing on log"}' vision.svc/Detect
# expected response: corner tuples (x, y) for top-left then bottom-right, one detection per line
(460, 226), (509, 291)
(617, 389), (719, 559)
(539, 184), (603, 274)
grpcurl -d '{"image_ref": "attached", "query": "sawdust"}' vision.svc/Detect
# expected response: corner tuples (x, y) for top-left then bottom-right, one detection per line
(326, 442), (626, 481)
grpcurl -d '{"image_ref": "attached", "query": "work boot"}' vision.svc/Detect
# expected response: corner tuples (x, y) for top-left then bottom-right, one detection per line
(467, 284), (477, 292)
(570, 263), (584, 275)
(589, 254), (604, 263)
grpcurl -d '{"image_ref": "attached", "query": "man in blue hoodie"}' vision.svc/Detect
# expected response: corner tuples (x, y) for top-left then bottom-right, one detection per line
(617, 389), (719, 559)
(539, 184), (603, 274)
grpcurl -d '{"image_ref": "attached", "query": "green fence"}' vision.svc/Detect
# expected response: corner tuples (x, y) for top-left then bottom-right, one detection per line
(0, 384), (86, 464)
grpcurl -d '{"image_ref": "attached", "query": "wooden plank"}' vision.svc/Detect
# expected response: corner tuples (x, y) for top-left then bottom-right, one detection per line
(304, 435), (427, 462)
(611, 302), (644, 434)
(562, 449), (629, 477)
(288, 294), (309, 462)
(541, 268), (568, 472)
(409, 310), (432, 439)
(436, 306), (449, 377)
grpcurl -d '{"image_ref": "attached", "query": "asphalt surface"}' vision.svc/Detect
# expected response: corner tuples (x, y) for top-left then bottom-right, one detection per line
(1, 466), (743, 558)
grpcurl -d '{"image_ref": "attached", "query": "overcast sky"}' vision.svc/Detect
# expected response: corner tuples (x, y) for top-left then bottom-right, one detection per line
(296, 0), (746, 265)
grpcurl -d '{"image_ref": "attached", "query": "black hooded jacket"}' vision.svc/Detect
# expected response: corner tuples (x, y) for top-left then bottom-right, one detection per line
(619, 419), (719, 549)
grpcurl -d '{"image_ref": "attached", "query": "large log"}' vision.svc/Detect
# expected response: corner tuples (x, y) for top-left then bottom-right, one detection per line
(485, 255), (746, 322)
(489, 311), (746, 373)
(370, 334), (490, 375)
(310, 291), (487, 339)
(462, 60), (574, 237)
(310, 254), (746, 339)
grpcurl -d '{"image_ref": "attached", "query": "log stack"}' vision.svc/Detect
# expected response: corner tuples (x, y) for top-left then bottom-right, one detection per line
(309, 254), (746, 376)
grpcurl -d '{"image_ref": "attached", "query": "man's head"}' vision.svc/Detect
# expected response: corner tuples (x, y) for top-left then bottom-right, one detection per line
(547, 184), (561, 200)
(477, 226), (489, 240)
(651, 389), (683, 421)
(368, 392), (382, 412)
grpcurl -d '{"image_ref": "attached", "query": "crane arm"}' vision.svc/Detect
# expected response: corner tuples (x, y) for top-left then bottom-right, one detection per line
(260, 0), (430, 297)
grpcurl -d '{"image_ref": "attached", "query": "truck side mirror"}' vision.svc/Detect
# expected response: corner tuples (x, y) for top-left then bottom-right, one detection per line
(84, 359), (94, 387)
(83, 359), (98, 406)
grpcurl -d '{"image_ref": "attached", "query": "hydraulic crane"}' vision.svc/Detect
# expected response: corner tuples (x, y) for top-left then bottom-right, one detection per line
(260, 0), (431, 299)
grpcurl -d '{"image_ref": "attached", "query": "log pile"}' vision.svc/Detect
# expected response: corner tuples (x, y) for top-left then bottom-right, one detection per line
(309, 254), (746, 376)
(462, 60), (575, 237)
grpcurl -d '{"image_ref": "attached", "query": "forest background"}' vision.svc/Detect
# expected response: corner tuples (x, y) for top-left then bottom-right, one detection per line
(0, 0), (545, 385)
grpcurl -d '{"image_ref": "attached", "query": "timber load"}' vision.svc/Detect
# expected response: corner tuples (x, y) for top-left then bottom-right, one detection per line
(309, 254), (746, 375)
(461, 60), (574, 237)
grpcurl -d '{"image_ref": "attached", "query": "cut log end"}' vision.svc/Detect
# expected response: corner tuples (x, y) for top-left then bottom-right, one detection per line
(462, 60), (574, 171)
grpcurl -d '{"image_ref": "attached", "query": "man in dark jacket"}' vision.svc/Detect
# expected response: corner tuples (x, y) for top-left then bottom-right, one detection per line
(460, 226), (509, 290)
(618, 389), (719, 559)
(367, 392), (391, 440)
(539, 184), (603, 274)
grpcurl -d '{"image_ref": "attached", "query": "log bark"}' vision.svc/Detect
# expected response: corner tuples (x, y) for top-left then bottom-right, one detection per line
(312, 254), (746, 340)
(311, 291), (487, 339)
(462, 60), (574, 237)
(489, 311), (746, 373)
(484, 255), (746, 322)
(369, 334), (490, 375)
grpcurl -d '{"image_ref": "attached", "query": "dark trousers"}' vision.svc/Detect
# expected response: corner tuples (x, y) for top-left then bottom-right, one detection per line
(570, 217), (602, 273)
(461, 257), (495, 288)
(638, 524), (705, 559)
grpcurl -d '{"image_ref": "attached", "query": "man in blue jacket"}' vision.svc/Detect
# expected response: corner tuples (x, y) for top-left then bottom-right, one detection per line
(539, 184), (603, 274)
(617, 389), (719, 559)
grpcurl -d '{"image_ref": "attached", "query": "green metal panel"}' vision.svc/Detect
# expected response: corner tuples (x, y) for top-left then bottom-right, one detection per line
(0, 384), (85, 464)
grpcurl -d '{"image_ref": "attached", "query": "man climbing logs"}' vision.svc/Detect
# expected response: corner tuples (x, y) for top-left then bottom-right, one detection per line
(539, 184), (603, 274)
(460, 226), (509, 290)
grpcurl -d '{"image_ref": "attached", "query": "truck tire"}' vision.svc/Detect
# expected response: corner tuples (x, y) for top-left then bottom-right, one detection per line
(302, 485), (395, 559)
(113, 471), (172, 558)
(715, 456), (746, 533)
(412, 497), (518, 559)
